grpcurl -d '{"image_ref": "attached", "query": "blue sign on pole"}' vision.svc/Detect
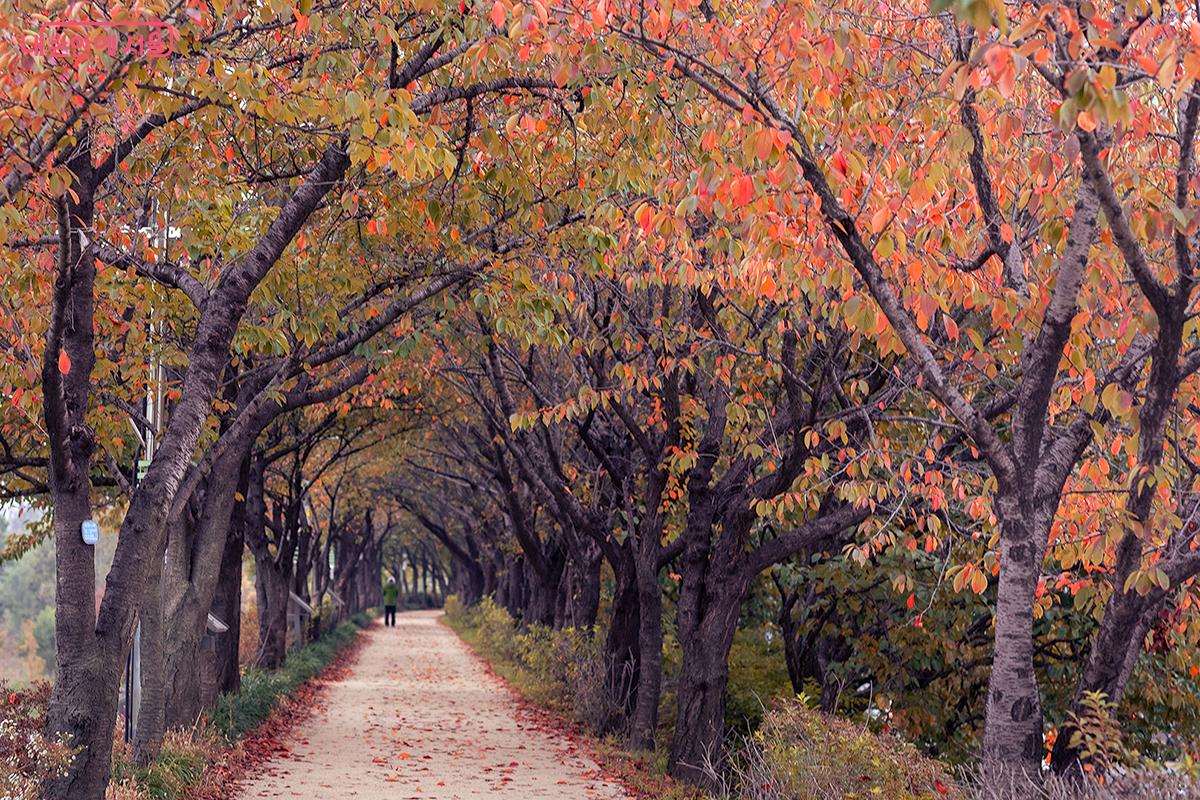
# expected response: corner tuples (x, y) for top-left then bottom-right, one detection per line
(81, 519), (99, 545)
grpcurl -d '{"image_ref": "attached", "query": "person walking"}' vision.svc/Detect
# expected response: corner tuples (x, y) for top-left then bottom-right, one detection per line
(383, 577), (399, 627)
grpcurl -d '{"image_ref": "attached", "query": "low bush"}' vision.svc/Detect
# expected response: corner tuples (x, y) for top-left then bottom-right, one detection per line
(0, 681), (75, 800)
(722, 697), (959, 800)
(106, 613), (369, 799)
(108, 726), (222, 800)
(967, 762), (1200, 800)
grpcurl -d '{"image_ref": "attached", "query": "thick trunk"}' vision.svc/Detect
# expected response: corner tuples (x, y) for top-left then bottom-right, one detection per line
(982, 494), (1047, 775)
(668, 576), (744, 787)
(44, 135), (112, 800)
(45, 138), (349, 800)
(463, 560), (485, 605)
(46, 491), (112, 800)
(629, 536), (662, 751)
(554, 564), (570, 629)
(524, 547), (562, 626)
(133, 554), (166, 765)
(602, 546), (640, 726)
(255, 560), (289, 669)
(571, 546), (601, 630)
(1049, 588), (1156, 773)
(213, 475), (247, 695)
(162, 610), (206, 729)
(156, 439), (249, 730)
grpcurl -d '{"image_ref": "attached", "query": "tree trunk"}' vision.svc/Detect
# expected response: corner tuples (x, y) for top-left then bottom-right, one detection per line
(630, 534), (662, 751)
(44, 138), (350, 800)
(254, 559), (289, 669)
(571, 546), (601, 630)
(44, 134), (113, 800)
(982, 493), (1048, 776)
(213, 465), (248, 695)
(133, 553), (165, 765)
(668, 572), (745, 788)
(1049, 588), (1157, 773)
(602, 546), (640, 728)
(213, 471), (248, 695)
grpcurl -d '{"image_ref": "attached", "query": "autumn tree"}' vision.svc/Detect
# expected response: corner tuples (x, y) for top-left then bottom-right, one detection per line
(593, 0), (1200, 779)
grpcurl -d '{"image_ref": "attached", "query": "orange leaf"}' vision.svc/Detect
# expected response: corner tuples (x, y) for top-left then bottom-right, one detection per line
(730, 175), (754, 208)
(634, 203), (654, 234)
(57, 349), (71, 375)
(490, 1), (506, 27)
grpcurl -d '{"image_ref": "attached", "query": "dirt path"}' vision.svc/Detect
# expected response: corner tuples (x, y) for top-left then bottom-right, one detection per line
(236, 609), (629, 799)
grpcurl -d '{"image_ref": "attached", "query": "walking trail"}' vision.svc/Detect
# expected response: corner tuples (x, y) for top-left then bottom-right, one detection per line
(236, 609), (630, 799)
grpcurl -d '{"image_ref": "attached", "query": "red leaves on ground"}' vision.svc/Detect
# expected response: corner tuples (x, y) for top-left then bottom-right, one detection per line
(447, 620), (686, 800)
(184, 629), (372, 800)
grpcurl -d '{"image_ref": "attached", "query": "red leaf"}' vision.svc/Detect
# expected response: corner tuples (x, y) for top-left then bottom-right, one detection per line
(906, 593), (915, 609)
(731, 174), (754, 208)
(57, 349), (71, 375)
(832, 151), (849, 177)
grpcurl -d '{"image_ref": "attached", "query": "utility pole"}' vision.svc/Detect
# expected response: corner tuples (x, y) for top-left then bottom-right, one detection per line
(123, 201), (171, 743)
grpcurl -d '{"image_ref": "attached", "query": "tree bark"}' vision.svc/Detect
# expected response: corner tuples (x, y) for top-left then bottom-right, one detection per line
(44, 140), (349, 800)
(602, 545), (640, 728)
(212, 495), (246, 695)
(630, 533), (662, 751)
(133, 552), (165, 765)
(44, 132), (111, 800)
(982, 492), (1050, 774)
(668, 571), (746, 786)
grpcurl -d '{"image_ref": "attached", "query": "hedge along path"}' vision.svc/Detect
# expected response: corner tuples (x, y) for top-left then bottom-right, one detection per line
(236, 609), (629, 799)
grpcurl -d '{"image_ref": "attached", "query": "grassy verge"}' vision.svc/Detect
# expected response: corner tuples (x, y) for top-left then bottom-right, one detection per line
(107, 611), (373, 800)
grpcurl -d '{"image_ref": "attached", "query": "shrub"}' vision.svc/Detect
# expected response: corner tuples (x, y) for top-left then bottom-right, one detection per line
(0, 681), (75, 800)
(723, 697), (958, 800)
(108, 726), (222, 800)
(106, 615), (366, 799)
